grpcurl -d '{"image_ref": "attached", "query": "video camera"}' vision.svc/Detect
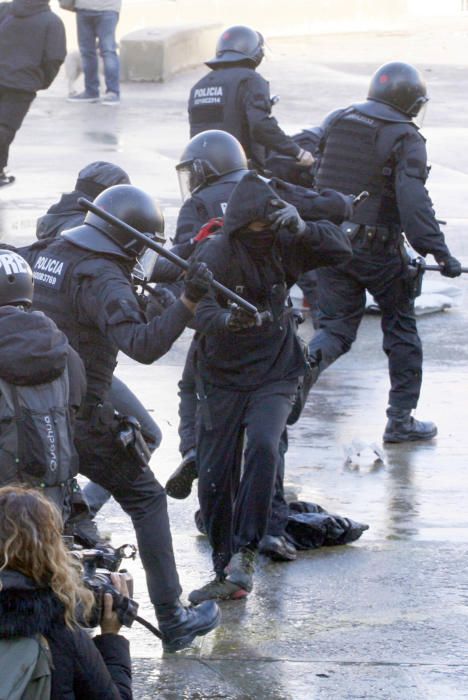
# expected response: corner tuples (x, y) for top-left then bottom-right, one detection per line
(68, 542), (138, 628)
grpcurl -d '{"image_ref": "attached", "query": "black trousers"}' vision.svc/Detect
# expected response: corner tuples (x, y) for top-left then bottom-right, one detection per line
(0, 87), (35, 170)
(75, 418), (182, 607)
(178, 342), (290, 538)
(309, 242), (422, 410)
(197, 379), (296, 574)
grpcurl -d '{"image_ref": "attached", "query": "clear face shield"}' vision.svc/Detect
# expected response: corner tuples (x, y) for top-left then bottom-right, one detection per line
(412, 97), (429, 129)
(176, 160), (205, 202)
(132, 232), (166, 284)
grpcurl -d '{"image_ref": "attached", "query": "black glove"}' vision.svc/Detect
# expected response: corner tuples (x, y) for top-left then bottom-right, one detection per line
(145, 286), (177, 319)
(183, 261), (213, 302)
(268, 199), (307, 234)
(437, 255), (462, 278)
(224, 304), (257, 332)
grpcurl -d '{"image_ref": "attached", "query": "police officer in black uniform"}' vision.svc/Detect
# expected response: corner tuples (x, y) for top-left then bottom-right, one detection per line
(188, 25), (314, 173)
(308, 61), (463, 442)
(22, 184), (220, 652)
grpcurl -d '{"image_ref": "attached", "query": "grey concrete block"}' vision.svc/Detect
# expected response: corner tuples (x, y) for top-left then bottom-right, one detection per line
(120, 23), (222, 82)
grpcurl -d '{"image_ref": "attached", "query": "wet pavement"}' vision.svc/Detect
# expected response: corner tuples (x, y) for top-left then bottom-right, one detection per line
(1, 22), (468, 700)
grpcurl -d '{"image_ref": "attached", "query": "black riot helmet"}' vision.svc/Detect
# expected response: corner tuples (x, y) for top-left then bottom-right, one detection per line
(367, 62), (428, 118)
(0, 250), (34, 307)
(176, 130), (248, 200)
(206, 25), (264, 69)
(63, 184), (165, 261)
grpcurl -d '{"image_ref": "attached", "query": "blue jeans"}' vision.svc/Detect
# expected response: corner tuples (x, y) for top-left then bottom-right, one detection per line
(76, 10), (120, 96)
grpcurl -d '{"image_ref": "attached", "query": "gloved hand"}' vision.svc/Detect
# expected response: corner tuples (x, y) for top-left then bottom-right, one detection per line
(145, 286), (177, 319)
(224, 304), (257, 332)
(296, 148), (315, 168)
(193, 217), (224, 243)
(268, 199), (307, 234)
(183, 261), (213, 302)
(437, 255), (462, 278)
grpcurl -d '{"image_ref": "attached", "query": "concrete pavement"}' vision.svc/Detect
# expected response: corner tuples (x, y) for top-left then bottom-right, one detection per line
(1, 24), (468, 700)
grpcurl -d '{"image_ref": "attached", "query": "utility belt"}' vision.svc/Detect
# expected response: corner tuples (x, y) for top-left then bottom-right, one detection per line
(341, 222), (401, 250)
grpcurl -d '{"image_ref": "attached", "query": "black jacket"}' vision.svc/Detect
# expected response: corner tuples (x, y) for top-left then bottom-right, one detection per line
(0, 0), (66, 93)
(189, 65), (300, 171)
(0, 569), (132, 700)
(194, 173), (352, 389)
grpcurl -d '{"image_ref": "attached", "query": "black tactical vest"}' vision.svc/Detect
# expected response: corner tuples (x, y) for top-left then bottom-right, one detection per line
(189, 67), (258, 162)
(24, 239), (119, 405)
(316, 109), (400, 229)
(195, 172), (246, 220)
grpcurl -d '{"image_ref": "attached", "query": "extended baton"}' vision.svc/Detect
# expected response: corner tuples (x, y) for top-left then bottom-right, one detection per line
(424, 264), (468, 274)
(78, 197), (258, 315)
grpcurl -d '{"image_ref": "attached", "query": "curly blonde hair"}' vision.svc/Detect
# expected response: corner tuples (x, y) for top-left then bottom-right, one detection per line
(0, 485), (94, 628)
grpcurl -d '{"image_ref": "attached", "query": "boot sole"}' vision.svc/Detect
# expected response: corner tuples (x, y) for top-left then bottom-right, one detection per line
(161, 607), (221, 653)
(165, 460), (197, 499)
(260, 548), (297, 562)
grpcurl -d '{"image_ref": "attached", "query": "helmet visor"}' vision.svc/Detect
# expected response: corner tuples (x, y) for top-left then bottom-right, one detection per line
(176, 161), (205, 201)
(414, 100), (428, 128)
(133, 247), (161, 283)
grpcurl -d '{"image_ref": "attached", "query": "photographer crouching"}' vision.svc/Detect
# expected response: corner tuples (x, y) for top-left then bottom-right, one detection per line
(0, 485), (132, 699)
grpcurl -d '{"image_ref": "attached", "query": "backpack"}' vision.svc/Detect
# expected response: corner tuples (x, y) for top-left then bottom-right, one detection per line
(0, 370), (78, 489)
(0, 635), (52, 700)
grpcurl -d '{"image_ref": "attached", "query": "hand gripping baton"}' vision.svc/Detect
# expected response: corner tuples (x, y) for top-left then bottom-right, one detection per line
(78, 197), (259, 316)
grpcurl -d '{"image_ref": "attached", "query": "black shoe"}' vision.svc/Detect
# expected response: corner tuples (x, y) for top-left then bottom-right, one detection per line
(224, 547), (257, 592)
(156, 599), (220, 653)
(0, 170), (15, 187)
(383, 408), (437, 443)
(165, 449), (197, 499)
(259, 535), (297, 562)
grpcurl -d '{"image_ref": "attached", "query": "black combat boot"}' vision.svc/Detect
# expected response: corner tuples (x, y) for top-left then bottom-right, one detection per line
(165, 449), (197, 499)
(259, 535), (297, 562)
(156, 599), (220, 653)
(383, 407), (437, 443)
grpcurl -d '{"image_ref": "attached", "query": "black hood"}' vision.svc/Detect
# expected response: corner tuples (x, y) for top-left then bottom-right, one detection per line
(36, 192), (86, 240)
(0, 306), (68, 385)
(223, 171), (279, 237)
(11, 0), (49, 17)
(0, 569), (63, 639)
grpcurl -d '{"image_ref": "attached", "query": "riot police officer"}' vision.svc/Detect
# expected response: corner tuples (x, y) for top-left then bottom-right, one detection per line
(188, 25), (314, 173)
(308, 61), (463, 442)
(22, 184), (220, 652)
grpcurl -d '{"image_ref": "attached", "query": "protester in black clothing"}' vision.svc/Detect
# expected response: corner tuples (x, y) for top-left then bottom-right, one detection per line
(21, 184), (221, 652)
(308, 61), (463, 442)
(0, 485), (132, 699)
(187, 171), (352, 603)
(0, 0), (66, 186)
(158, 131), (354, 562)
(188, 25), (314, 173)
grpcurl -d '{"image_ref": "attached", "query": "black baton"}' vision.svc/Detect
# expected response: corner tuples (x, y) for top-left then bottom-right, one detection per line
(78, 197), (258, 315)
(424, 265), (468, 274)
